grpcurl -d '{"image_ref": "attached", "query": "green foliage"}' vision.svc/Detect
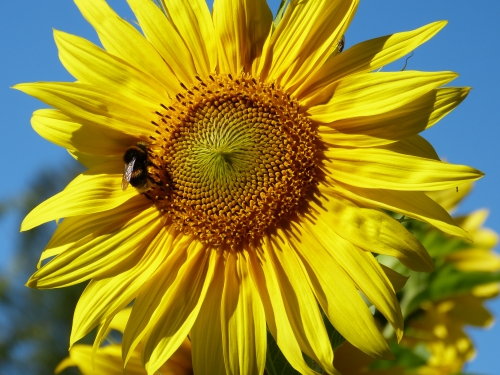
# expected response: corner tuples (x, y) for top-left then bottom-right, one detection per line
(370, 341), (428, 371)
(370, 211), (499, 374)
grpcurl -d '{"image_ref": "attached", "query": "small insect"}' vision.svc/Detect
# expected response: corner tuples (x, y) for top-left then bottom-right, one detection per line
(122, 142), (149, 191)
(337, 35), (345, 53)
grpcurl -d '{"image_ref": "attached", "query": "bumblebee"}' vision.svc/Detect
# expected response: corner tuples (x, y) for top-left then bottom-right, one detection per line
(122, 142), (149, 191)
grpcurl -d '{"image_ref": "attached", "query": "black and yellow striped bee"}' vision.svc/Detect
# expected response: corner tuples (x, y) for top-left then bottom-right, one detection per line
(121, 142), (149, 191)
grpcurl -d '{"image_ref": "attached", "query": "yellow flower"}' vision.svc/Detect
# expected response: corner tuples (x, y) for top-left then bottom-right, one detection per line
(334, 186), (498, 375)
(445, 210), (500, 272)
(427, 186), (500, 273)
(15, 0), (482, 374)
(56, 309), (193, 375)
(332, 288), (496, 375)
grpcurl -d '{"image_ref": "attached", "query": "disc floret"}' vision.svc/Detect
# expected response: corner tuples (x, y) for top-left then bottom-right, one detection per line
(146, 74), (317, 248)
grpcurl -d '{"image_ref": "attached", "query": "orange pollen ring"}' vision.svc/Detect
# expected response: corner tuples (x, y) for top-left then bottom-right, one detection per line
(145, 73), (317, 248)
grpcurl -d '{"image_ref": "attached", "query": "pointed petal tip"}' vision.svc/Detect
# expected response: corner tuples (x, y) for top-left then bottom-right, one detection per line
(422, 258), (435, 273)
(377, 346), (395, 361)
(25, 277), (38, 289)
(53, 28), (63, 37)
(11, 83), (24, 91)
(20, 214), (37, 232)
(20, 221), (29, 233)
(435, 20), (448, 28)
(395, 327), (404, 343)
(462, 229), (475, 243)
(410, 253), (435, 273)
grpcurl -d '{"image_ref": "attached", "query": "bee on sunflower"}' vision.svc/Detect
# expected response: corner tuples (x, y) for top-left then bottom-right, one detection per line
(16, 0), (483, 374)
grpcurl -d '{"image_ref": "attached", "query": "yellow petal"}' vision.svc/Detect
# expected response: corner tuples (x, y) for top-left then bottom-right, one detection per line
(319, 87), (469, 148)
(191, 259), (226, 375)
(14, 82), (155, 139)
(326, 181), (470, 239)
(108, 308), (132, 333)
(323, 147), (483, 191)
(164, 339), (193, 375)
(70, 225), (177, 346)
(297, 21), (447, 99)
(126, 0), (198, 85)
(266, 235), (336, 374)
(31, 109), (134, 156)
(378, 135), (440, 160)
(54, 30), (168, 106)
(142, 246), (217, 375)
(68, 151), (121, 170)
(122, 235), (197, 363)
(27, 204), (161, 289)
(284, 225), (392, 359)
(55, 356), (77, 374)
(57, 344), (125, 375)
(122, 237), (198, 365)
(457, 209), (489, 232)
(259, 0), (358, 89)
(426, 184), (473, 213)
(450, 295), (494, 327)
(310, 190), (434, 272)
(213, 0), (272, 75)
(473, 228), (499, 249)
(447, 250), (500, 272)
(36, 192), (145, 269)
(380, 265), (409, 293)
(299, 218), (404, 341)
(84, 309), (132, 361)
(248, 246), (319, 375)
(74, 0), (178, 95)
(161, 0), (216, 78)
(472, 283), (500, 300)
(221, 251), (266, 375)
(21, 159), (139, 231)
(305, 71), (458, 122)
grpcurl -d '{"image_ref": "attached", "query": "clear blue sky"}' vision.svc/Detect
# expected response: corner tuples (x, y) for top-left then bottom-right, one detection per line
(1, 1), (499, 373)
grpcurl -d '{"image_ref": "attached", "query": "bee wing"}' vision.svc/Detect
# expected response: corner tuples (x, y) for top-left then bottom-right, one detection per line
(122, 157), (136, 191)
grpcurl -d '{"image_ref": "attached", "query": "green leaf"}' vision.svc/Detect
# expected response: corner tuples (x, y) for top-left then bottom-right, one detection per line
(419, 230), (472, 259)
(405, 266), (500, 314)
(370, 341), (428, 370)
(428, 267), (500, 300)
(265, 330), (300, 375)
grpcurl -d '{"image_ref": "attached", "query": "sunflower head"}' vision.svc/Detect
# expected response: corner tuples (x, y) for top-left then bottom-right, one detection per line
(145, 73), (317, 248)
(16, 0), (485, 374)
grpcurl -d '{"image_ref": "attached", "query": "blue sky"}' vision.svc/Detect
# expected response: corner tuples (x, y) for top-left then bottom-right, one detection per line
(1, 0), (499, 373)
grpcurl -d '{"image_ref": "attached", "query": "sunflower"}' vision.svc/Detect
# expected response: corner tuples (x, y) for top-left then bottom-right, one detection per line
(428, 187), (500, 272)
(16, 0), (483, 374)
(332, 185), (499, 375)
(56, 308), (193, 375)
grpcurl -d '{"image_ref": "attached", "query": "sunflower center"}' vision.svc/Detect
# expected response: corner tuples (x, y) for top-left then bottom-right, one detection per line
(146, 74), (317, 248)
